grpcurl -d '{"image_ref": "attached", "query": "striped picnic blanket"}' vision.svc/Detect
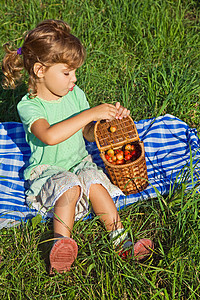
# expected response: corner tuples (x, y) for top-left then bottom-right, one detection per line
(0, 114), (200, 229)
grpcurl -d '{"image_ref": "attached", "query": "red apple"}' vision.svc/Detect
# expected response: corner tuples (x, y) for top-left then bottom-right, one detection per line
(105, 154), (113, 163)
(124, 150), (130, 156)
(105, 154), (110, 160)
(116, 151), (124, 161)
(125, 154), (132, 161)
(116, 159), (124, 165)
(108, 156), (113, 163)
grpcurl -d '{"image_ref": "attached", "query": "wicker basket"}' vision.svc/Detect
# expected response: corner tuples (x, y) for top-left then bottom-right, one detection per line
(94, 116), (148, 195)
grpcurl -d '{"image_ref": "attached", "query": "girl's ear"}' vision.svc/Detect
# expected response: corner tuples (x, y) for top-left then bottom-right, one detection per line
(33, 63), (45, 78)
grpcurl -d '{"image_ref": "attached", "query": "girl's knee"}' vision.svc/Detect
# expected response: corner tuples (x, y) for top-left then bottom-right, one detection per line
(56, 185), (81, 207)
(65, 185), (81, 203)
(71, 185), (81, 199)
(90, 183), (103, 192)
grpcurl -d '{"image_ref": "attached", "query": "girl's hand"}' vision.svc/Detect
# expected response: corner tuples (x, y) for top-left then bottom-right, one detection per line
(115, 102), (130, 119)
(90, 103), (118, 121)
(91, 103), (130, 122)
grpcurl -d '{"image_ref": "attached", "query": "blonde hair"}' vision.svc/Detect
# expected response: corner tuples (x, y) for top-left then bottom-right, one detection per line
(2, 19), (86, 98)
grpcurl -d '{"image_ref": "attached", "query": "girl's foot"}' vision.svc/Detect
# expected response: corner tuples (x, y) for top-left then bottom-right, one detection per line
(49, 237), (78, 274)
(118, 238), (154, 261)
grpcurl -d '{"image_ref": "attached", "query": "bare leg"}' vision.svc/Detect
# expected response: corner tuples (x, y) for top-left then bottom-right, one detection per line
(53, 185), (81, 238)
(89, 183), (124, 232)
(89, 184), (154, 260)
(49, 186), (80, 274)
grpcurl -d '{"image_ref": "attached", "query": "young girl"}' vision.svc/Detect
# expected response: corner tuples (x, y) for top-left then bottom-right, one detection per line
(2, 19), (153, 274)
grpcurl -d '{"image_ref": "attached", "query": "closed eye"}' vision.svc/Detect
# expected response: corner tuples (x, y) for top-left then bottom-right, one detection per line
(64, 72), (69, 76)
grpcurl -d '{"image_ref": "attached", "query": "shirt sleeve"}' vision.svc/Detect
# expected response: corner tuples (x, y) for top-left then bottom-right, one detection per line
(17, 96), (47, 133)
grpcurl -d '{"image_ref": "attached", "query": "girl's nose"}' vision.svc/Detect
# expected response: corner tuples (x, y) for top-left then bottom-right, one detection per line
(71, 70), (77, 83)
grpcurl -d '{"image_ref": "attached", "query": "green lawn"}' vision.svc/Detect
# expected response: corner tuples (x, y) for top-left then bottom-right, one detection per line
(0, 0), (200, 299)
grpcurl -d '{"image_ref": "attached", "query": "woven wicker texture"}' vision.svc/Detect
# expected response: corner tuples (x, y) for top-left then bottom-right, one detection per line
(94, 116), (139, 151)
(94, 116), (148, 195)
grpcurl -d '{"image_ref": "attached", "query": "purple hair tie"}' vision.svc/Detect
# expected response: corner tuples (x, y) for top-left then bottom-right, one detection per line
(17, 47), (22, 55)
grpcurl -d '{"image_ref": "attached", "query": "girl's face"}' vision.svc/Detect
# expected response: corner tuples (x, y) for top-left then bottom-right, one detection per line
(35, 63), (77, 101)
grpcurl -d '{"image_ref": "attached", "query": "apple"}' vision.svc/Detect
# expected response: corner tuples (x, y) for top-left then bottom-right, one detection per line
(115, 149), (120, 154)
(125, 154), (132, 161)
(112, 155), (117, 162)
(106, 154), (113, 162)
(110, 125), (117, 133)
(131, 144), (136, 150)
(116, 159), (124, 165)
(107, 149), (115, 157)
(124, 150), (130, 156)
(116, 151), (124, 161)
(125, 144), (132, 151)
(107, 156), (113, 163)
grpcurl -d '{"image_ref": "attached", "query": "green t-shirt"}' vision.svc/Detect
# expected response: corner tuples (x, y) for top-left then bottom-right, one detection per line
(17, 85), (90, 180)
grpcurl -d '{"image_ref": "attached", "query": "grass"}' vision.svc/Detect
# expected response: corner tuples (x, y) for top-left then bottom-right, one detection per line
(0, 0), (200, 299)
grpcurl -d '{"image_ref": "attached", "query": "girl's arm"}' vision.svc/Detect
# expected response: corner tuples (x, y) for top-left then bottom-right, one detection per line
(31, 103), (118, 145)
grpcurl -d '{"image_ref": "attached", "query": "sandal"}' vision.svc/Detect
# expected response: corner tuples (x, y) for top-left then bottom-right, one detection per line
(49, 237), (78, 274)
(118, 238), (154, 261)
(133, 238), (154, 261)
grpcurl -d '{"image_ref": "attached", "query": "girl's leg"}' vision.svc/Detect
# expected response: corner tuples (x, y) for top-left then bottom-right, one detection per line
(50, 185), (80, 274)
(53, 185), (81, 238)
(89, 183), (123, 231)
(89, 183), (154, 260)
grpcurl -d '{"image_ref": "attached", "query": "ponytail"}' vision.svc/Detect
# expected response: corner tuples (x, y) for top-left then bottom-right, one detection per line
(2, 43), (24, 89)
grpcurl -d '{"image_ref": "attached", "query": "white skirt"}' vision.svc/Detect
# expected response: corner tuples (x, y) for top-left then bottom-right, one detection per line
(25, 155), (124, 220)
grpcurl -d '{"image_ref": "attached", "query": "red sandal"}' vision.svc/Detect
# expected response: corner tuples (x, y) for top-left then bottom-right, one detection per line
(118, 238), (154, 261)
(133, 238), (154, 261)
(49, 237), (78, 274)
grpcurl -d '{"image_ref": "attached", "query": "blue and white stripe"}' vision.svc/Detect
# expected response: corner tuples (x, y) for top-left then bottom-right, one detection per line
(1, 114), (200, 229)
